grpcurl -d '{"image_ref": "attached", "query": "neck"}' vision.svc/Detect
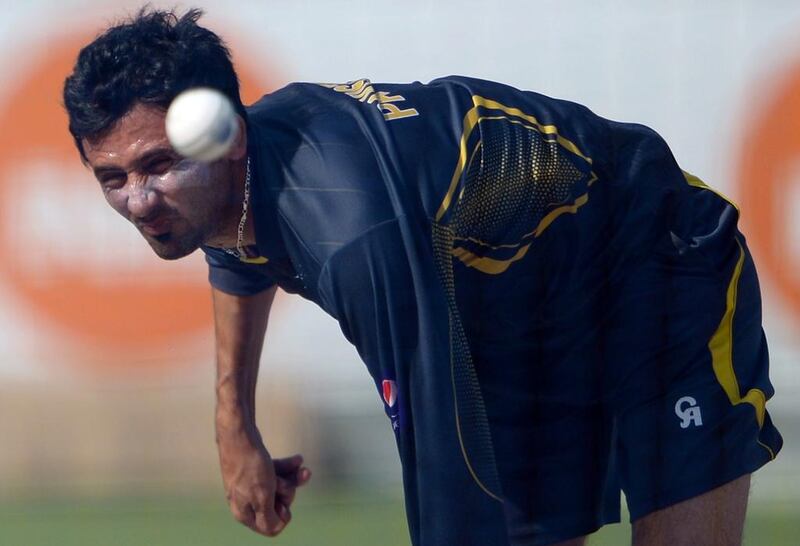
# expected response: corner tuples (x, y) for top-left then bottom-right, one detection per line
(205, 156), (255, 249)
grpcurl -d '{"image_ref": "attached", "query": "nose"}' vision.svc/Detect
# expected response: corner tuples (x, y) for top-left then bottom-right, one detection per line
(126, 176), (159, 219)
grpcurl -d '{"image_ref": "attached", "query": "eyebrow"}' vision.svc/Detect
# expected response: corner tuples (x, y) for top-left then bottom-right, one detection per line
(91, 146), (177, 179)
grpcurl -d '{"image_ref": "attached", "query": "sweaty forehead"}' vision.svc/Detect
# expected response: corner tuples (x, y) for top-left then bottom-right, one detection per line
(83, 103), (171, 167)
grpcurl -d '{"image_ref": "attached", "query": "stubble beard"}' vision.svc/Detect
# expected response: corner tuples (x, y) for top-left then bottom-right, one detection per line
(143, 162), (241, 261)
(144, 204), (225, 261)
(144, 226), (206, 261)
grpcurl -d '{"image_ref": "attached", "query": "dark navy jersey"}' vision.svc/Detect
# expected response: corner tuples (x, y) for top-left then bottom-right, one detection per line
(201, 76), (749, 545)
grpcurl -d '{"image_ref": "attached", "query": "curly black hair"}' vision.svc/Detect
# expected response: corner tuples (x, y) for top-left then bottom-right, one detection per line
(63, 7), (246, 161)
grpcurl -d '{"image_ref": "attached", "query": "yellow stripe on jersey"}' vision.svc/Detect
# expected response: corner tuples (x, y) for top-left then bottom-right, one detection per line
(449, 190), (594, 274)
(452, 243), (532, 275)
(706, 236), (774, 458)
(471, 96), (594, 164)
(239, 256), (268, 264)
(682, 170), (740, 213)
(437, 106), (481, 221)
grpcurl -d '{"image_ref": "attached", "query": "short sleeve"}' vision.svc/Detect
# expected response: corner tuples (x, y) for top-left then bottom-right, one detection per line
(202, 247), (276, 296)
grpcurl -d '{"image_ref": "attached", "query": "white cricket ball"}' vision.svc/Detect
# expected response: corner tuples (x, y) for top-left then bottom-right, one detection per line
(165, 87), (239, 162)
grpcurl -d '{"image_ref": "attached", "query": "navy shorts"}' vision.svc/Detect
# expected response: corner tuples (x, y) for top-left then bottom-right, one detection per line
(460, 203), (783, 545)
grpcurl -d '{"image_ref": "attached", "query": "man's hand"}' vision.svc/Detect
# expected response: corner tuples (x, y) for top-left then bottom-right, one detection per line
(218, 432), (312, 537)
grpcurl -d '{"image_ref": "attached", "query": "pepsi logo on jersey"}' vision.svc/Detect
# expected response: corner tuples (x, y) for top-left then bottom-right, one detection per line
(381, 379), (400, 432)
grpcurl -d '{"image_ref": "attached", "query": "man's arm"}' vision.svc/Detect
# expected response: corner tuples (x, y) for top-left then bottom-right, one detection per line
(213, 285), (273, 442)
(212, 285), (311, 537)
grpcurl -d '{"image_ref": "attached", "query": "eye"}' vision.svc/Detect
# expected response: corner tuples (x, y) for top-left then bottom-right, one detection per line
(99, 173), (126, 190)
(145, 156), (175, 176)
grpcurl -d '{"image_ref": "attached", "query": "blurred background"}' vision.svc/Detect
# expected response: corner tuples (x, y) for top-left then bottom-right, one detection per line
(0, 1), (798, 544)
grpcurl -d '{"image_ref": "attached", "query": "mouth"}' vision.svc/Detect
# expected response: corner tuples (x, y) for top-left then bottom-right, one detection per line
(152, 232), (171, 244)
(139, 217), (171, 237)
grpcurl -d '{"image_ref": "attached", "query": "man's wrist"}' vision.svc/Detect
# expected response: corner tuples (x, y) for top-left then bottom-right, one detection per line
(215, 402), (259, 444)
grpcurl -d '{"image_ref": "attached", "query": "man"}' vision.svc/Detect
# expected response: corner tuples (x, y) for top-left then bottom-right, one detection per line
(63, 8), (782, 546)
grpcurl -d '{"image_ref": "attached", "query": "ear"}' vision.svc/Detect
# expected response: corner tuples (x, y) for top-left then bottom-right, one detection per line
(226, 114), (248, 161)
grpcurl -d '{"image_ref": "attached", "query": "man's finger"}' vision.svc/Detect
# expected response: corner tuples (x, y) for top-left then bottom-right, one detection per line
(254, 510), (283, 536)
(275, 468), (311, 507)
(273, 454), (304, 474)
(254, 504), (285, 536)
(296, 466), (312, 485)
(276, 500), (292, 524)
(231, 502), (255, 527)
(276, 477), (297, 506)
(276, 475), (296, 495)
(235, 503), (272, 537)
(275, 465), (312, 488)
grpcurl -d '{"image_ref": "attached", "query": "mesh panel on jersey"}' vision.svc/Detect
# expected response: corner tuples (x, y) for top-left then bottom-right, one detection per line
(450, 117), (585, 248)
(432, 222), (503, 500)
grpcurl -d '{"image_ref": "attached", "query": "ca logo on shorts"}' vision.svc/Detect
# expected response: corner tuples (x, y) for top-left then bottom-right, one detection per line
(675, 396), (703, 428)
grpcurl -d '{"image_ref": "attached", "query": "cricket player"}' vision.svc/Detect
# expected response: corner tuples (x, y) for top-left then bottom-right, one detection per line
(62, 8), (782, 546)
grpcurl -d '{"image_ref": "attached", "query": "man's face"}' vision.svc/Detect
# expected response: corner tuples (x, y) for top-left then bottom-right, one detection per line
(83, 103), (236, 260)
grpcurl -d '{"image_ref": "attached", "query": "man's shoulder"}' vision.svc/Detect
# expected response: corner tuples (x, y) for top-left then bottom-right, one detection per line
(246, 75), (607, 121)
(246, 82), (338, 124)
(246, 77), (454, 127)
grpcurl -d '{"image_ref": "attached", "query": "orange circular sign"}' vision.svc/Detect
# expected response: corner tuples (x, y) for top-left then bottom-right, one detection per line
(0, 31), (278, 373)
(738, 58), (800, 323)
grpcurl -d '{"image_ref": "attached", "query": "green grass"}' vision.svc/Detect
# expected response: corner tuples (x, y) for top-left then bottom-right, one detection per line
(592, 507), (800, 545)
(0, 488), (410, 546)
(0, 488), (796, 545)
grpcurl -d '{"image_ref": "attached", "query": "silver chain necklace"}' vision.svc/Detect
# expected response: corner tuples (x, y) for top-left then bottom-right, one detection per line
(223, 156), (251, 260)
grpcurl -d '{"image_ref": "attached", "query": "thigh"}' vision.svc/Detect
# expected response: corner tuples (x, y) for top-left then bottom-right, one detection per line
(632, 474), (750, 546)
